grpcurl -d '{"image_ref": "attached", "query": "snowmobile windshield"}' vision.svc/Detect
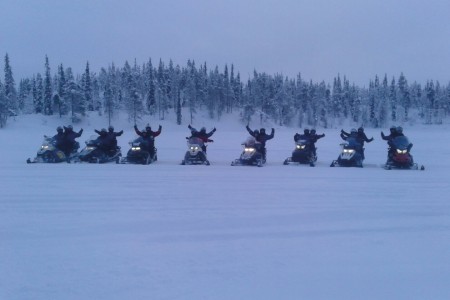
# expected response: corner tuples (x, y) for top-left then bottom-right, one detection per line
(346, 137), (361, 148)
(243, 136), (257, 146)
(188, 137), (204, 146)
(297, 139), (309, 145)
(87, 135), (99, 143)
(391, 136), (410, 150)
(130, 136), (145, 145)
(42, 137), (57, 147)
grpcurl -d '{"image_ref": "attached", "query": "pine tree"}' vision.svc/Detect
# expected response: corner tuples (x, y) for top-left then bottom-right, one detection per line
(425, 80), (435, 124)
(0, 79), (6, 127)
(185, 61), (198, 124)
(66, 76), (83, 122)
(103, 74), (114, 125)
(83, 62), (93, 111)
(389, 77), (397, 122)
(332, 75), (343, 122)
(125, 61), (143, 124)
(43, 56), (53, 115)
(145, 59), (156, 115)
(35, 73), (44, 114)
(378, 75), (389, 127)
(55, 64), (67, 116)
(1, 53), (17, 126)
(397, 72), (410, 121)
(157, 59), (168, 120)
(175, 64), (182, 125)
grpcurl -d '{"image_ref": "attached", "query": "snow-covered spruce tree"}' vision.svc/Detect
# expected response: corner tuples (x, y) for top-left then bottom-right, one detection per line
(166, 60), (175, 112)
(35, 73), (44, 114)
(305, 81), (316, 127)
(108, 63), (121, 115)
(240, 78), (255, 124)
(157, 59), (169, 120)
(176, 78), (182, 125)
(295, 74), (308, 128)
(103, 75), (114, 125)
(283, 77), (297, 126)
(43, 56), (53, 115)
(409, 82), (423, 119)
(144, 59), (157, 116)
(169, 63), (182, 124)
(223, 65), (233, 114)
(54, 64), (67, 117)
(197, 63), (208, 117)
(18, 78), (32, 113)
(0, 79), (6, 127)
(331, 74), (347, 126)
(389, 77), (397, 122)
(123, 61), (144, 125)
(1, 53), (17, 126)
(207, 66), (220, 120)
(424, 80), (435, 124)
(274, 75), (295, 126)
(368, 78), (378, 127)
(434, 81), (444, 124)
(444, 83), (450, 116)
(185, 60), (198, 124)
(315, 81), (330, 128)
(231, 66), (243, 109)
(82, 62), (93, 112)
(377, 75), (389, 128)
(397, 72), (410, 121)
(91, 75), (101, 113)
(261, 73), (277, 122)
(341, 77), (351, 120)
(65, 70), (84, 122)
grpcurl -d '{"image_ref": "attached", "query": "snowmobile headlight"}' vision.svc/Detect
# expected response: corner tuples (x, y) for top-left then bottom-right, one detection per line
(41, 145), (49, 150)
(190, 146), (199, 151)
(132, 146), (141, 151)
(344, 149), (354, 154)
(396, 149), (407, 154)
(296, 145), (306, 149)
(245, 147), (255, 152)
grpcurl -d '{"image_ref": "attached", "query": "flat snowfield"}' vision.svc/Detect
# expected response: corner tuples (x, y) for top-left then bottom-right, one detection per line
(1, 115), (450, 300)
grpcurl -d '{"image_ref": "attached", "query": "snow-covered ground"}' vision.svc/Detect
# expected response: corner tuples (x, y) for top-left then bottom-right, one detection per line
(1, 113), (450, 300)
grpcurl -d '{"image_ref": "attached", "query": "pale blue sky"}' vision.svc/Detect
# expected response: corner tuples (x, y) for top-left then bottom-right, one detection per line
(1, 0), (449, 86)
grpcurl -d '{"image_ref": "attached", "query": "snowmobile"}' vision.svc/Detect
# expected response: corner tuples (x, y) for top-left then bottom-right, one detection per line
(181, 137), (210, 165)
(27, 136), (78, 163)
(283, 139), (317, 166)
(117, 136), (157, 165)
(330, 137), (364, 168)
(383, 136), (424, 170)
(75, 135), (121, 163)
(231, 136), (265, 167)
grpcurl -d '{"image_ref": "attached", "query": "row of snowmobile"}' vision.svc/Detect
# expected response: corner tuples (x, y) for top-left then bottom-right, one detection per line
(27, 134), (425, 170)
(27, 135), (157, 165)
(233, 135), (424, 170)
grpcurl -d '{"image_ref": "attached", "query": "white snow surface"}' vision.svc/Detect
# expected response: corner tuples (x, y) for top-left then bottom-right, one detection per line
(1, 113), (450, 300)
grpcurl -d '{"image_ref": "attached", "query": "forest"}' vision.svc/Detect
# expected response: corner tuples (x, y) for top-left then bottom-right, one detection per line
(1, 53), (449, 128)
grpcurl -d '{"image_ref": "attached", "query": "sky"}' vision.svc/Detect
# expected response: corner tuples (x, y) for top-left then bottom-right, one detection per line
(1, 0), (450, 86)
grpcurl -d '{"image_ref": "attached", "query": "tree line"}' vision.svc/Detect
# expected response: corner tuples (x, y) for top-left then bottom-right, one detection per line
(1, 53), (449, 128)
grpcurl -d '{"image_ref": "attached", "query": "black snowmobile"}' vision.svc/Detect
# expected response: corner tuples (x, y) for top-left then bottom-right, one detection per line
(330, 137), (363, 168)
(75, 135), (122, 163)
(27, 136), (78, 163)
(181, 137), (210, 165)
(231, 136), (265, 167)
(384, 136), (424, 170)
(117, 136), (157, 165)
(284, 139), (317, 166)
